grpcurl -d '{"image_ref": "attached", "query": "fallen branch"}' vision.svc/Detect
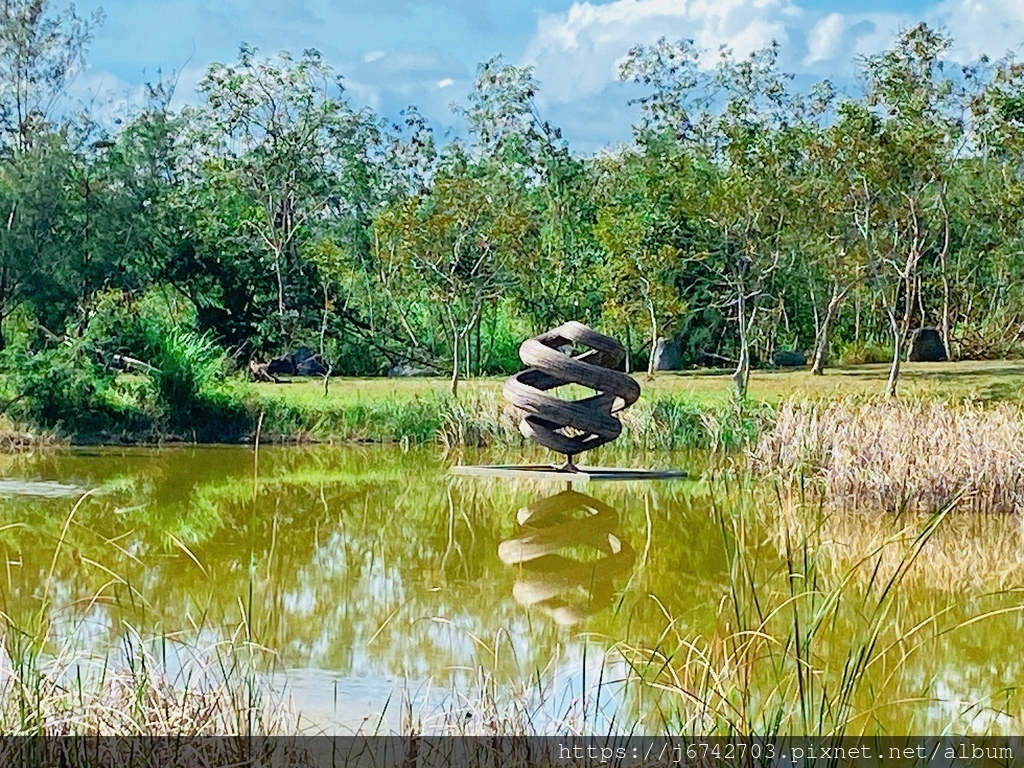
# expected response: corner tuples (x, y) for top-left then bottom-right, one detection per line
(113, 354), (160, 374)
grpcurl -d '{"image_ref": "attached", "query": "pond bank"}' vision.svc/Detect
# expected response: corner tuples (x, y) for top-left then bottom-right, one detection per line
(4, 359), (1024, 452)
(0, 387), (771, 452)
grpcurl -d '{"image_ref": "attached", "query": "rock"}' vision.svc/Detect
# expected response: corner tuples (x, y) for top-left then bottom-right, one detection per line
(388, 363), (435, 377)
(909, 328), (947, 362)
(266, 355), (296, 376)
(773, 349), (807, 368)
(652, 338), (683, 371)
(296, 356), (327, 376)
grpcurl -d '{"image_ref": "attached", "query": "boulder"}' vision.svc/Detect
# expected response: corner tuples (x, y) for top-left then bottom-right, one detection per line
(773, 349), (807, 368)
(266, 355), (296, 376)
(296, 356), (327, 376)
(652, 338), (683, 371)
(909, 328), (947, 362)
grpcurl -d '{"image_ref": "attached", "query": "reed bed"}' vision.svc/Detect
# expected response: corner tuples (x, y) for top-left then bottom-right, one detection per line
(756, 399), (1024, 514)
(434, 391), (769, 453)
(0, 630), (297, 736)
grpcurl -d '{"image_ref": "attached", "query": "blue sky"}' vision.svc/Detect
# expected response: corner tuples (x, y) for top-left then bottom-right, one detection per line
(62, 0), (1021, 151)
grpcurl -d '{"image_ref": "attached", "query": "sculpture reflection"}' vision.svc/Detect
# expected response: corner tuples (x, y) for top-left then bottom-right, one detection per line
(498, 490), (635, 626)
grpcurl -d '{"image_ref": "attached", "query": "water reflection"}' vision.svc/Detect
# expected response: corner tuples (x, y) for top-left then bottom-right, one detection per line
(498, 490), (635, 626)
(1, 446), (1022, 733)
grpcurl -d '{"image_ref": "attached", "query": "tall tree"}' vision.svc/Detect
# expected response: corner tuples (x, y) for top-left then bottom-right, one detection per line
(858, 24), (963, 396)
(374, 150), (535, 396)
(0, 0), (101, 152)
(194, 45), (374, 347)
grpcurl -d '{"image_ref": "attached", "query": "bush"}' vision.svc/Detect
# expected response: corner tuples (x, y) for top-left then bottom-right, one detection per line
(144, 325), (228, 416)
(838, 340), (893, 365)
(3, 338), (135, 435)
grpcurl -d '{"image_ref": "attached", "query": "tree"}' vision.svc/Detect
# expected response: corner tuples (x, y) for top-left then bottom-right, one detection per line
(593, 147), (692, 377)
(194, 45), (374, 348)
(374, 151), (535, 396)
(457, 57), (601, 333)
(705, 44), (803, 397)
(0, 0), (101, 152)
(858, 24), (963, 396)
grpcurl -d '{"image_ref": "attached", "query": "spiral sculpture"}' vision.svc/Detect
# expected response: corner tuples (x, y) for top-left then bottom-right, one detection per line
(498, 490), (634, 626)
(503, 322), (640, 469)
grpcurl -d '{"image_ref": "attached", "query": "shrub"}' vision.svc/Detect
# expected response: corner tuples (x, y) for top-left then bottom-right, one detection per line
(3, 338), (131, 435)
(144, 325), (229, 416)
(838, 340), (893, 365)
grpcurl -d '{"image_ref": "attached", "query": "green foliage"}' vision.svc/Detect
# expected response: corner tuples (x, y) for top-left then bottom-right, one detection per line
(838, 340), (894, 366)
(144, 325), (228, 417)
(5, 340), (120, 433)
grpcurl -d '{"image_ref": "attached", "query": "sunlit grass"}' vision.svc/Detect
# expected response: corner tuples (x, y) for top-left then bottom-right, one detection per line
(254, 359), (1024, 409)
(757, 399), (1024, 514)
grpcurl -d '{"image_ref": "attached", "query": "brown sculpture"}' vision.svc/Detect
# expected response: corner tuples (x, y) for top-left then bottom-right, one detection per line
(503, 322), (640, 470)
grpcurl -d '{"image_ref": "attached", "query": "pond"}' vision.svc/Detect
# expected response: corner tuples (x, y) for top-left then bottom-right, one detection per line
(0, 445), (1022, 734)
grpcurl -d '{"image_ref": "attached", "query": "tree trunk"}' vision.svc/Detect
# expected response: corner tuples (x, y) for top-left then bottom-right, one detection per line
(886, 283), (913, 398)
(885, 328), (902, 398)
(941, 268), (952, 361)
(732, 344), (750, 399)
(939, 192), (953, 361)
(811, 287), (843, 376)
(474, 313), (482, 376)
(732, 283), (751, 399)
(624, 325), (632, 374)
(274, 248), (285, 316)
(646, 301), (658, 380)
(449, 317), (460, 398)
(854, 290), (861, 342)
(319, 283), (329, 359)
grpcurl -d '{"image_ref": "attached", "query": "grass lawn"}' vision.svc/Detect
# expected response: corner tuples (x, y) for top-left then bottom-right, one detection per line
(255, 358), (1024, 408)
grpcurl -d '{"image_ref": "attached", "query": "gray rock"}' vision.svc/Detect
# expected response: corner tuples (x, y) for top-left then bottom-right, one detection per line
(652, 338), (683, 371)
(296, 356), (327, 376)
(266, 355), (296, 376)
(773, 350), (807, 368)
(909, 328), (947, 362)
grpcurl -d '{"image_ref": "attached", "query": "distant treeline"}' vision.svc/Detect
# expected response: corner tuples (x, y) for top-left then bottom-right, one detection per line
(3, 1), (1024, 397)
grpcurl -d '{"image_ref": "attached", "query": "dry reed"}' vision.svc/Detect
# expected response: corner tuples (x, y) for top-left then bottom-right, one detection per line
(0, 632), (298, 736)
(756, 399), (1024, 514)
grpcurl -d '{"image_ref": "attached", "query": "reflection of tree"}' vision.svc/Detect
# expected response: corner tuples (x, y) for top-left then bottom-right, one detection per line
(499, 490), (635, 627)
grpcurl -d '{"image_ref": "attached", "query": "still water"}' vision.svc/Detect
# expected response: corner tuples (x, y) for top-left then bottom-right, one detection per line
(0, 445), (1022, 734)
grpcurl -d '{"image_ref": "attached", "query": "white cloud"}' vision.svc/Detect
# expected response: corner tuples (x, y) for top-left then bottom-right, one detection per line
(938, 0), (1024, 61)
(805, 12), (845, 66)
(524, 0), (803, 103)
(345, 47), (469, 117)
(522, 0), (1024, 106)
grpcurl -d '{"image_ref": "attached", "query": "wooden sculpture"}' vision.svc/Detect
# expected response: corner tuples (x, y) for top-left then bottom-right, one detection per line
(503, 321), (640, 470)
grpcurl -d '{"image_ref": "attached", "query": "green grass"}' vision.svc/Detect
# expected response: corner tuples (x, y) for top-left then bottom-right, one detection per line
(241, 360), (1024, 449)
(257, 359), (1024, 408)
